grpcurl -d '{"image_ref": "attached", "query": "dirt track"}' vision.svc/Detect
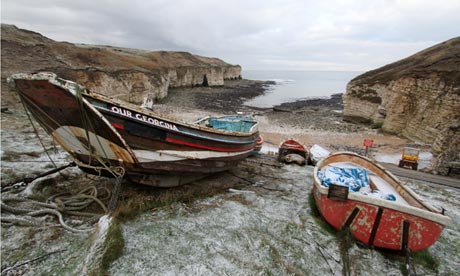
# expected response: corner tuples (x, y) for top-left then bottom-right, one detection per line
(380, 163), (460, 189)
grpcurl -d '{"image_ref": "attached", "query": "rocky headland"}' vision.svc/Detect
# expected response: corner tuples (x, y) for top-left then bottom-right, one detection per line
(343, 38), (460, 174)
(1, 24), (241, 106)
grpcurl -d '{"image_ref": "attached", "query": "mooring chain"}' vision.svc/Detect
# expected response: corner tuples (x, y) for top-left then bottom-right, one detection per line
(1, 162), (76, 193)
(1, 182), (28, 193)
(108, 176), (123, 213)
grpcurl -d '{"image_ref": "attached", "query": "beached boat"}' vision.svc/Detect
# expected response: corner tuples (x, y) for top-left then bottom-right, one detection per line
(10, 72), (260, 187)
(313, 151), (450, 251)
(308, 144), (331, 165)
(278, 139), (307, 165)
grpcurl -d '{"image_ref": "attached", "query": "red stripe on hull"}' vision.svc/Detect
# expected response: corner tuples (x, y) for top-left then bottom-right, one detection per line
(112, 123), (125, 130)
(165, 137), (253, 152)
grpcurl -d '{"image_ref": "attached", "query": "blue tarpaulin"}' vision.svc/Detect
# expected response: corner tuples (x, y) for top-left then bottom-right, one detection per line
(361, 190), (397, 201)
(318, 166), (369, 192)
(318, 165), (396, 201)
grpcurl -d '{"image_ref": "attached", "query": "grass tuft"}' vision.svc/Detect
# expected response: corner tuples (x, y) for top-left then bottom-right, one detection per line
(308, 192), (336, 235)
(99, 219), (125, 276)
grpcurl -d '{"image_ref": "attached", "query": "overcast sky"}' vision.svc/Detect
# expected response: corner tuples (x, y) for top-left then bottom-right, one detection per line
(2, 0), (460, 71)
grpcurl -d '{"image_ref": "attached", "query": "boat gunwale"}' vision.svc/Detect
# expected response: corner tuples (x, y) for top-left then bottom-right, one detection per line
(313, 151), (451, 226)
(10, 72), (259, 138)
(95, 107), (257, 147)
(85, 90), (259, 138)
(279, 139), (306, 151)
(11, 73), (140, 167)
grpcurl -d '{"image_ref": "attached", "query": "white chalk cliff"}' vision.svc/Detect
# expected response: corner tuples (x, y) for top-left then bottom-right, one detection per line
(343, 38), (460, 174)
(1, 24), (241, 105)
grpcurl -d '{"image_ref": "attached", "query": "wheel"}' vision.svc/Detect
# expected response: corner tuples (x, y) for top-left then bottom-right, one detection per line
(398, 160), (404, 168)
(412, 163), (418, 170)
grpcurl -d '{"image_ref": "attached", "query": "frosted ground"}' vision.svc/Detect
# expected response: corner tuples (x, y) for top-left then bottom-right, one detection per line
(2, 154), (460, 275)
(109, 161), (460, 276)
(1, 118), (460, 275)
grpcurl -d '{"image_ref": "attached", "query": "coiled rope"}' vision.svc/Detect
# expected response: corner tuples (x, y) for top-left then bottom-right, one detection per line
(1, 185), (110, 233)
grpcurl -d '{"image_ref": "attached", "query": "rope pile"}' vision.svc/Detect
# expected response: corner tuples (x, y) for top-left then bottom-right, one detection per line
(1, 185), (110, 233)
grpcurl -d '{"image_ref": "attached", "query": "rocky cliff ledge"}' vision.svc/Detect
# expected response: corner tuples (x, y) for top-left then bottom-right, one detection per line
(1, 24), (241, 104)
(343, 38), (460, 174)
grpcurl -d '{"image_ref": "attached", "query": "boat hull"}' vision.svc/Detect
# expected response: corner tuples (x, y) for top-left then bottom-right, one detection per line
(278, 139), (307, 165)
(313, 152), (450, 251)
(84, 95), (258, 175)
(11, 73), (259, 187)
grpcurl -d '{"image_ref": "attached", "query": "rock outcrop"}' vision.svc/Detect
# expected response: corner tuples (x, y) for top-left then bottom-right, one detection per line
(343, 38), (460, 174)
(1, 24), (241, 104)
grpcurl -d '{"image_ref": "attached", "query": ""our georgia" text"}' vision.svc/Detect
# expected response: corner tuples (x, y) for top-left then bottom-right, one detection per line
(110, 106), (179, 131)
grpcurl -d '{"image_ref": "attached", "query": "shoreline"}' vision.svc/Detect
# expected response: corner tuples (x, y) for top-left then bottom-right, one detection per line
(159, 79), (418, 162)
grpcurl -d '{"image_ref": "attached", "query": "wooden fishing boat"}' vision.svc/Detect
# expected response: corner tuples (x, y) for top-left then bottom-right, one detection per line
(313, 151), (450, 251)
(10, 72), (260, 187)
(278, 139), (307, 165)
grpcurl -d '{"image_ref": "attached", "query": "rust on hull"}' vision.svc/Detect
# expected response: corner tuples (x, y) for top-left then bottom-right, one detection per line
(10, 72), (260, 186)
(313, 151), (450, 251)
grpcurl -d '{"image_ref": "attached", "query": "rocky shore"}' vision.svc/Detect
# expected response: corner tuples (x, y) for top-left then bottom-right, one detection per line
(161, 79), (373, 133)
(157, 79), (413, 157)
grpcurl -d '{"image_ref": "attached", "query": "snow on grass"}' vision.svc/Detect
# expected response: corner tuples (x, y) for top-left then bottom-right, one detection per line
(109, 166), (341, 275)
(0, 224), (93, 275)
(400, 178), (460, 275)
(107, 164), (460, 276)
(1, 121), (73, 184)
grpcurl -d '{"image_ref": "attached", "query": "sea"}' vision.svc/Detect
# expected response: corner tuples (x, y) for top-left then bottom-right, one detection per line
(242, 70), (362, 108)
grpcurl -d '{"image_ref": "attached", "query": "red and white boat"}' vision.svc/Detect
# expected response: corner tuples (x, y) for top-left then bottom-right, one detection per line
(10, 72), (260, 187)
(313, 152), (450, 251)
(278, 139), (307, 165)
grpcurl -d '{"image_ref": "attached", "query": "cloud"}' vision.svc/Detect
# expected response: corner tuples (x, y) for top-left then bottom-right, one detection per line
(2, 0), (459, 70)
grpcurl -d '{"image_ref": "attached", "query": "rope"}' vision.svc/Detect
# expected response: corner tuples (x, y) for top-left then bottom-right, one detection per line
(108, 177), (123, 212)
(19, 95), (58, 169)
(3, 160), (70, 163)
(75, 86), (95, 166)
(1, 185), (110, 233)
(1, 249), (67, 275)
(75, 86), (121, 178)
(18, 85), (125, 179)
(16, 76), (127, 214)
(1, 162), (76, 193)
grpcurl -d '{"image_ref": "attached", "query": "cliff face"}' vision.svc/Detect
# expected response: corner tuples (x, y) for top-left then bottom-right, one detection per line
(343, 38), (460, 174)
(1, 24), (241, 104)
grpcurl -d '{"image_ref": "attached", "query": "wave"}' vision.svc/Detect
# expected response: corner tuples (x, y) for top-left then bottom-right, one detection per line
(268, 78), (295, 84)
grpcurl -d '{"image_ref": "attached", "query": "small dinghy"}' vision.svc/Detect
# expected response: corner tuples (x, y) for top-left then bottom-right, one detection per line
(278, 139), (307, 165)
(313, 151), (450, 251)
